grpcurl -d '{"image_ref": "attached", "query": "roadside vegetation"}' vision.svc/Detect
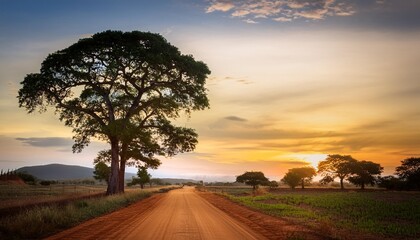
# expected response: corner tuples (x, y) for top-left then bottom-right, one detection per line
(199, 156), (420, 239)
(204, 187), (420, 239)
(0, 186), (178, 239)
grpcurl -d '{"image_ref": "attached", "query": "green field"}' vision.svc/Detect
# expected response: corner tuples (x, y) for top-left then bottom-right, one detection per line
(206, 187), (420, 239)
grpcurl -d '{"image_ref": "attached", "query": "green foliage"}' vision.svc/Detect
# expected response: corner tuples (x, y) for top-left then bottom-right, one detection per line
(18, 30), (211, 195)
(282, 167), (316, 189)
(236, 171), (269, 190)
(93, 162), (110, 183)
(317, 154), (357, 189)
(281, 171), (301, 189)
(16, 171), (37, 185)
(395, 157), (420, 190)
(348, 160), (383, 189)
(268, 180), (279, 189)
(129, 167), (151, 189)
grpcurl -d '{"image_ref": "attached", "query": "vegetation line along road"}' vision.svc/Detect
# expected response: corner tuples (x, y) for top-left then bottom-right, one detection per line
(0, 187), (177, 239)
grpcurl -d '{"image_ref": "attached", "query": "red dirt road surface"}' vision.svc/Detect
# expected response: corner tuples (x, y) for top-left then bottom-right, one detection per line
(47, 187), (323, 240)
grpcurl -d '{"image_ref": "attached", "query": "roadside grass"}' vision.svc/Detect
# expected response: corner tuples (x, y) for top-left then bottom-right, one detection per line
(208, 187), (420, 239)
(0, 187), (176, 240)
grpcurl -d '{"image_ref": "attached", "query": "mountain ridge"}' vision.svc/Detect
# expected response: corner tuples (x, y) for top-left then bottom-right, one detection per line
(16, 163), (197, 184)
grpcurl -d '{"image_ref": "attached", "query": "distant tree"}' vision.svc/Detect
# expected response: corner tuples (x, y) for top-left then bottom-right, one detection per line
(317, 154), (357, 189)
(134, 166), (151, 189)
(236, 171), (269, 190)
(282, 167), (316, 189)
(16, 171), (37, 185)
(93, 162), (111, 183)
(18, 30), (210, 195)
(268, 180), (279, 189)
(395, 157), (420, 190)
(281, 171), (301, 189)
(150, 178), (163, 187)
(347, 160), (383, 190)
(378, 175), (405, 190)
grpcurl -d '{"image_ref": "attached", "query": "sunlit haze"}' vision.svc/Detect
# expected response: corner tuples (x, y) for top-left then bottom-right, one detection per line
(1, 0), (420, 181)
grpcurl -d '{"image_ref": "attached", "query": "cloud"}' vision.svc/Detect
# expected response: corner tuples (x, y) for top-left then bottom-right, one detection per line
(244, 19), (258, 24)
(15, 137), (73, 148)
(225, 116), (248, 122)
(206, 1), (235, 13)
(206, 0), (358, 22)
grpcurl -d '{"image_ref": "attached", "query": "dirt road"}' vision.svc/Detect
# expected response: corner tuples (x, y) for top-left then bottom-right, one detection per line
(47, 187), (266, 240)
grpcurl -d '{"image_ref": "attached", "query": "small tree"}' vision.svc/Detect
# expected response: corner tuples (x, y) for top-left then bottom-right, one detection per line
(317, 154), (357, 189)
(348, 160), (383, 190)
(93, 162), (110, 183)
(132, 166), (151, 189)
(268, 180), (279, 189)
(282, 167), (316, 189)
(236, 171), (269, 190)
(395, 157), (420, 190)
(378, 176), (405, 190)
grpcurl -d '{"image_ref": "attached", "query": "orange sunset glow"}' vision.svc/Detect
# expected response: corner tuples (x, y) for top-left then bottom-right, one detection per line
(1, 0), (420, 182)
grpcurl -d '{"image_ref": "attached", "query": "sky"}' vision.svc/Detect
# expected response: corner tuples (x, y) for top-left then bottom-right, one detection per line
(1, 0), (420, 182)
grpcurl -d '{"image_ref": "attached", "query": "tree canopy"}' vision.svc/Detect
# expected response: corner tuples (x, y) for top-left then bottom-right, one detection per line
(18, 30), (210, 195)
(281, 171), (301, 189)
(93, 162), (110, 183)
(348, 160), (383, 190)
(282, 167), (316, 189)
(317, 154), (357, 189)
(130, 166), (151, 189)
(236, 171), (269, 190)
(395, 157), (420, 190)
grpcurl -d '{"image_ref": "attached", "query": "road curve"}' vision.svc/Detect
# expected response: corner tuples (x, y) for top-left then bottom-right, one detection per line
(47, 187), (266, 240)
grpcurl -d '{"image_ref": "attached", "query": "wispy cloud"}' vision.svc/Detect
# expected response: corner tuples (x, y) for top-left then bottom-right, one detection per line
(16, 137), (73, 149)
(206, 1), (235, 13)
(225, 116), (248, 122)
(206, 0), (358, 23)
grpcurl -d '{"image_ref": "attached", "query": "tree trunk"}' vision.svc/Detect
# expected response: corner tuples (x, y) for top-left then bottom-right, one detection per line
(301, 179), (305, 189)
(340, 177), (344, 190)
(140, 183), (144, 189)
(118, 142), (128, 193)
(361, 182), (365, 190)
(119, 160), (126, 193)
(107, 137), (120, 195)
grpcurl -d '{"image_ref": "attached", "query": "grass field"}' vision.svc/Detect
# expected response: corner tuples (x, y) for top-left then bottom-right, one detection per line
(0, 184), (107, 210)
(205, 186), (420, 239)
(0, 185), (178, 239)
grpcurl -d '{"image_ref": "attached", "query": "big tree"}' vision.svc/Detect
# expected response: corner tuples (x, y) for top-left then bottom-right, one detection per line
(395, 157), (420, 190)
(18, 30), (210, 195)
(317, 154), (357, 189)
(348, 160), (383, 190)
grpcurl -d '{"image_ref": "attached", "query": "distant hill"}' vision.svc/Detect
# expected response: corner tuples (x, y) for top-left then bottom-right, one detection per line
(17, 164), (136, 180)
